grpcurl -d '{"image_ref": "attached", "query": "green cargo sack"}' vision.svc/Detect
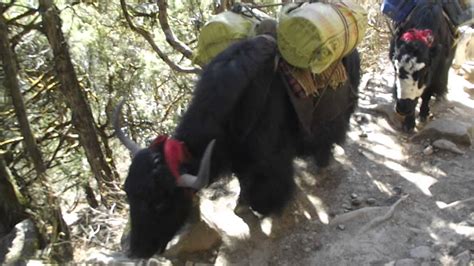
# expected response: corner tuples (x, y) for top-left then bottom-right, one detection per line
(277, 0), (367, 74)
(193, 11), (257, 66)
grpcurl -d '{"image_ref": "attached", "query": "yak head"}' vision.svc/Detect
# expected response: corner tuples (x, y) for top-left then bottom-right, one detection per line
(392, 29), (434, 117)
(113, 101), (215, 258)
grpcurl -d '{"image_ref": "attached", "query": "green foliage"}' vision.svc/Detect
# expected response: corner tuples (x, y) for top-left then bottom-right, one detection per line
(60, 2), (199, 139)
(0, 1), (221, 227)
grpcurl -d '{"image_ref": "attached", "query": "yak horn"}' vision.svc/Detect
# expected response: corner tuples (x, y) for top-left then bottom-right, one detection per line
(177, 139), (216, 190)
(113, 99), (142, 156)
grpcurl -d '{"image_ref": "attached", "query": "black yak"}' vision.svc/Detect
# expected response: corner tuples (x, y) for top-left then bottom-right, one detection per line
(389, 2), (457, 132)
(114, 34), (361, 258)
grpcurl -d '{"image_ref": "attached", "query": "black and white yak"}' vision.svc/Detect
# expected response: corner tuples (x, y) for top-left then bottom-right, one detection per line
(114, 34), (361, 258)
(389, 1), (457, 132)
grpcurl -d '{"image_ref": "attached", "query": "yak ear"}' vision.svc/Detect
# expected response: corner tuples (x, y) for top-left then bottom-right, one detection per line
(177, 139), (216, 190)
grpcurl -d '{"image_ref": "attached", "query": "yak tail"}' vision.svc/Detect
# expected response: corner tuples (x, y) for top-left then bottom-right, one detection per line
(342, 49), (361, 92)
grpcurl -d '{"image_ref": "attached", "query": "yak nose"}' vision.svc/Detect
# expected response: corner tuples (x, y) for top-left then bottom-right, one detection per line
(395, 98), (417, 115)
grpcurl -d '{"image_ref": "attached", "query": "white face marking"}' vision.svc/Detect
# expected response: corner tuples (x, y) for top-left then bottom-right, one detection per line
(394, 54), (426, 100)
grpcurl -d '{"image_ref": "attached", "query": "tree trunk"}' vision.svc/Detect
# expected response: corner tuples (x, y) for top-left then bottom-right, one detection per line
(83, 183), (99, 209)
(0, 24), (46, 177)
(38, 0), (119, 201)
(0, 155), (27, 238)
(0, 15), (73, 262)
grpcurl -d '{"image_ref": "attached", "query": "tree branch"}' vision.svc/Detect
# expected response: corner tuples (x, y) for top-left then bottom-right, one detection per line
(46, 125), (72, 169)
(10, 18), (42, 49)
(7, 7), (37, 24)
(0, 0), (16, 14)
(120, 0), (201, 74)
(156, 0), (194, 60)
(129, 7), (157, 19)
(0, 137), (24, 148)
(158, 91), (186, 124)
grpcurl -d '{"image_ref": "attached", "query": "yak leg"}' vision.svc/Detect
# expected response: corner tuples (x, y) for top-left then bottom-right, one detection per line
(403, 114), (417, 133)
(312, 143), (334, 168)
(235, 155), (295, 216)
(419, 90), (433, 122)
(420, 60), (450, 122)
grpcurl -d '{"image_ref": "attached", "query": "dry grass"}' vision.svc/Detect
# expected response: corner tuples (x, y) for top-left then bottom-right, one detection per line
(358, 0), (393, 74)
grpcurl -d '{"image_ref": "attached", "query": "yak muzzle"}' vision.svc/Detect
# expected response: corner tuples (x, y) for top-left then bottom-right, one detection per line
(395, 98), (417, 116)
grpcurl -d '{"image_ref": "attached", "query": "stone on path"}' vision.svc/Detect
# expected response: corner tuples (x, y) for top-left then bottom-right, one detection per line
(409, 246), (432, 260)
(453, 250), (471, 266)
(411, 119), (472, 146)
(394, 258), (418, 266)
(164, 218), (222, 257)
(432, 139), (465, 155)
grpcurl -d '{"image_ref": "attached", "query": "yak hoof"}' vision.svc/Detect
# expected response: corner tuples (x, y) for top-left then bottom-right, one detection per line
(402, 124), (415, 133)
(419, 115), (428, 123)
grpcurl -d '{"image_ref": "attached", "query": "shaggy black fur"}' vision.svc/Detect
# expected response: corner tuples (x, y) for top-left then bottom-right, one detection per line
(124, 35), (361, 258)
(389, 2), (457, 132)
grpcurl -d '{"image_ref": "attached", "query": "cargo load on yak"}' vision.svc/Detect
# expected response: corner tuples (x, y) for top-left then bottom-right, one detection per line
(192, 5), (270, 66)
(276, 0), (367, 74)
(381, 0), (473, 26)
(193, 1), (367, 75)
